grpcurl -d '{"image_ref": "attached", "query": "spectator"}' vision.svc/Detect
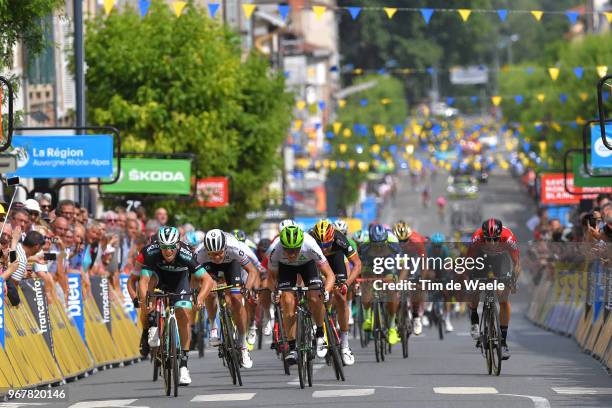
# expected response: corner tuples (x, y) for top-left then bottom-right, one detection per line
(80, 207), (89, 225)
(36, 193), (53, 221)
(57, 199), (77, 225)
(136, 206), (147, 230)
(10, 208), (29, 238)
(527, 207), (548, 233)
(120, 218), (140, 271)
(154, 207), (168, 227)
(25, 198), (46, 229)
(69, 224), (86, 271)
(145, 219), (161, 239)
(82, 221), (102, 273)
(104, 211), (120, 234)
(548, 218), (566, 242)
(116, 208), (127, 231)
(14, 230), (57, 303)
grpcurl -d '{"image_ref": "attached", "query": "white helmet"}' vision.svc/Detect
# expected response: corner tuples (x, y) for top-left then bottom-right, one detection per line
(333, 219), (348, 235)
(158, 227), (180, 247)
(204, 229), (226, 252)
(279, 219), (296, 231)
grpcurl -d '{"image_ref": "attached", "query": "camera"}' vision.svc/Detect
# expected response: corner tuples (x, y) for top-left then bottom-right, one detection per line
(43, 252), (57, 261)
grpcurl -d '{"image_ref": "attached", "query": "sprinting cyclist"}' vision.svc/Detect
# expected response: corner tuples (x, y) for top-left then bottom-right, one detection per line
(426, 232), (454, 332)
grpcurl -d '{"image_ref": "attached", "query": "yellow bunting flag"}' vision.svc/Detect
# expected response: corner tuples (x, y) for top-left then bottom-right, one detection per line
(548, 67), (560, 81)
(579, 92), (589, 101)
(353, 68), (363, 75)
(531, 10), (543, 21)
(381, 98), (391, 105)
(576, 116), (586, 125)
(491, 96), (502, 106)
(293, 120), (302, 130)
(313, 6), (326, 20)
(552, 122), (562, 132)
(330, 161), (337, 170)
(296, 100), (306, 110)
(348, 160), (355, 169)
(604, 12), (612, 23)
(338, 99), (347, 108)
(314, 161), (321, 169)
(332, 122), (342, 134)
(371, 144), (381, 154)
(323, 159), (329, 168)
(358, 162), (369, 172)
(342, 128), (352, 138)
(597, 65), (608, 78)
(103, 0), (115, 15)
(536, 93), (546, 102)
(539, 141), (547, 154)
(339, 144), (347, 154)
(173, 1), (187, 16)
(242, 3), (256, 18)
(458, 9), (472, 22)
(384, 8), (397, 19)
(413, 124), (422, 135)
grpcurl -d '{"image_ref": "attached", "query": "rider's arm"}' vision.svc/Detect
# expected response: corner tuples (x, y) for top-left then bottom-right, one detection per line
(196, 267), (214, 308)
(138, 268), (152, 312)
(318, 260), (335, 294)
(336, 232), (361, 285)
(243, 261), (258, 290)
(346, 253), (361, 286)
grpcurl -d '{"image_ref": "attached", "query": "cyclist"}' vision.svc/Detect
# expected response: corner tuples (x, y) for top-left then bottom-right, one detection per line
(233, 229), (257, 252)
(138, 227), (214, 386)
(255, 238), (273, 337)
(352, 229), (369, 251)
(426, 232), (454, 332)
(334, 219), (358, 328)
(360, 224), (404, 346)
(310, 220), (362, 365)
(197, 229), (261, 368)
(393, 221), (427, 335)
(467, 218), (520, 360)
(436, 196), (447, 222)
(267, 225), (336, 365)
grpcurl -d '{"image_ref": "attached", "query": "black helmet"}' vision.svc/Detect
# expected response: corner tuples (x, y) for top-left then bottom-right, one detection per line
(482, 218), (502, 239)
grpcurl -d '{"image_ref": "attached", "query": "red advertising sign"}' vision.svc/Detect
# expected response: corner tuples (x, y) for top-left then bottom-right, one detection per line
(197, 177), (229, 207)
(540, 173), (612, 205)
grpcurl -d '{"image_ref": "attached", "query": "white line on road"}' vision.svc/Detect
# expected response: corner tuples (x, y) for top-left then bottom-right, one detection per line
(552, 387), (612, 395)
(191, 393), (256, 402)
(500, 394), (551, 408)
(434, 387), (498, 394)
(313, 389), (375, 398)
(287, 363), (324, 385)
(0, 404), (48, 407)
(68, 400), (148, 408)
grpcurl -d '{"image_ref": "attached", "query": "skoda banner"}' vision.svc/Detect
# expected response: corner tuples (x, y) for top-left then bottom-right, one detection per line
(591, 124), (612, 169)
(67, 273), (86, 343)
(90, 276), (112, 334)
(10, 135), (114, 178)
(0, 277), (4, 348)
(20, 279), (55, 355)
(119, 274), (137, 322)
(101, 158), (191, 195)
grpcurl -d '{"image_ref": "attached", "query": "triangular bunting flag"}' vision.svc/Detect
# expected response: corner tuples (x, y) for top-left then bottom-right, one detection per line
(296, 100), (306, 110)
(471, 96), (478, 104)
(447, 97), (455, 106)
(333, 122), (342, 134)
(353, 68), (363, 75)
(491, 96), (502, 106)
(360, 99), (368, 107)
(531, 10), (543, 21)
(318, 101), (326, 111)
(548, 67), (560, 81)
(573, 67), (584, 79)
(514, 95), (524, 104)
(526, 67), (534, 74)
(278, 4), (290, 21)
(458, 9), (471, 22)
(381, 98), (391, 105)
(604, 12), (612, 23)
(597, 65), (608, 78)
(348, 7), (361, 20)
(173, 1), (187, 17)
(103, 0), (115, 15)
(377, 68), (386, 75)
(208, 3), (220, 18)
(283, 71), (289, 78)
(243, 3), (256, 18)
(384, 8), (397, 19)
(338, 99), (347, 108)
(536, 93), (546, 102)
(420, 8), (434, 24)
(559, 94), (568, 104)
(313, 5), (326, 20)
(138, 0), (150, 17)
(294, 120), (303, 130)
(497, 9), (508, 22)
(579, 92), (589, 101)
(565, 11), (579, 25)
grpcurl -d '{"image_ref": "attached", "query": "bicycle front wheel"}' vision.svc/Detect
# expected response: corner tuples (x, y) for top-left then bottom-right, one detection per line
(297, 310), (306, 389)
(490, 302), (502, 376)
(325, 314), (345, 381)
(168, 319), (180, 397)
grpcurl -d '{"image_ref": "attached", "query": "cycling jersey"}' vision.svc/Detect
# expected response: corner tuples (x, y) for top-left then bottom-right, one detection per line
(427, 243), (452, 281)
(137, 241), (205, 308)
(468, 226), (519, 278)
(268, 234), (328, 268)
(359, 240), (402, 276)
(400, 231), (427, 257)
(197, 232), (254, 285)
(308, 229), (357, 281)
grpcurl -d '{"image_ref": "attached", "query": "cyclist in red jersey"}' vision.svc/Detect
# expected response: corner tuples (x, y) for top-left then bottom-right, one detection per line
(467, 218), (520, 360)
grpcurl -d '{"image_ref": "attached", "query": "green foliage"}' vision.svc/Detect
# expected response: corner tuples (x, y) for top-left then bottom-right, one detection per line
(499, 32), (612, 168)
(86, 0), (292, 229)
(0, 0), (63, 68)
(328, 75), (408, 210)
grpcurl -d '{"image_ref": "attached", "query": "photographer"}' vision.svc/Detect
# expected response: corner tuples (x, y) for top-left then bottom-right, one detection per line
(13, 230), (57, 304)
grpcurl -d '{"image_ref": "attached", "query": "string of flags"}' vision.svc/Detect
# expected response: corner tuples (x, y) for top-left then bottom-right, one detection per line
(102, 0), (612, 25)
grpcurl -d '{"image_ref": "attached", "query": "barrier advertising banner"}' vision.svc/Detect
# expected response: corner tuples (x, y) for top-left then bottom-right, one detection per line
(9, 135), (114, 178)
(90, 276), (112, 334)
(119, 274), (137, 322)
(19, 278), (54, 355)
(197, 177), (229, 207)
(0, 277), (4, 348)
(67, 273), (86, 343)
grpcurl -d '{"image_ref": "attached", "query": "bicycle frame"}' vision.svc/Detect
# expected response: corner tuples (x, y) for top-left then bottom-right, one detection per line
(212, 284), (243, 386)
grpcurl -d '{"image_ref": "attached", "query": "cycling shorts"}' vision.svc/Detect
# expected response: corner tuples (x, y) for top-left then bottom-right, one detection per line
(204, 260), (242, 287)
(277, 260), (322, 289)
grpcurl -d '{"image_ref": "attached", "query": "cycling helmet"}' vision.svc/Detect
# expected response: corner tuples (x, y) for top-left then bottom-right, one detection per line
(392, 221), (412, 241)
(482, 218), (503, 239)
(369, 224), (388, 243)
(312, 219), (335, 243)
(279, 219), (296, 231)
(430, 232), (445, 244)
(232, 229), (247, 242)
(353, 229), (369, 244)
(333, 219), (348, 235)
(204, 229), (227, 252)
(280, 225), (304, 249)
(185, 231), (199, 247)
(158, 226), (180, 248)
(257, 238), (271, 252)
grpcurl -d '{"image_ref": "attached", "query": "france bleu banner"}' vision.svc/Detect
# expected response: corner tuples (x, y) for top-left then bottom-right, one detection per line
(0, 277), (4, 348)
(591, 124), (612, 169)
(10, 135), (114, 178)
(119, 274), (137, 322)
(67, 273), (86, 343)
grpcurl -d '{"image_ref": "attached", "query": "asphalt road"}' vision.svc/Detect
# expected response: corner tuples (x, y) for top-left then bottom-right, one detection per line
(10, 169), (612, 408)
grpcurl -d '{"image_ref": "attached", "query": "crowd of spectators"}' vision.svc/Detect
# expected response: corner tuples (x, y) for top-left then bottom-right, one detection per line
(0, 193), (172, 307)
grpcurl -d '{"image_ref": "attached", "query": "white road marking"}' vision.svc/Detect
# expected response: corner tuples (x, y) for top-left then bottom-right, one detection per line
(69, 400), (147, 408)
(313, 389), (375, 398)
(191, 393), (256, 402)
(552, 387), (612, 395)
(500, 394), (551, 408)
(434, 387), (498, 394)
(287, 363), (324, 385)
(307, 383), (413, 389)
(0, 404), (48, 407)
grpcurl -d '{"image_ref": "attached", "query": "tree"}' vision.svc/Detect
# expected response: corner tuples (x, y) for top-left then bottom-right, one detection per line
(85, 1), (293, 230)
(0, 0), (63, 69)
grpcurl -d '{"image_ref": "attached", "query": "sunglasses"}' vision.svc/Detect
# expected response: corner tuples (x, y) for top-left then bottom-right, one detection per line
(283, 248), (301, 255)
(160, 244), (178, 250)
(106, 219), (118, 224)
(207, 251), (224, 257)
(484, 237), (500, 243)
(320, 241), (333, 249)
(40, 205), (52, 210)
